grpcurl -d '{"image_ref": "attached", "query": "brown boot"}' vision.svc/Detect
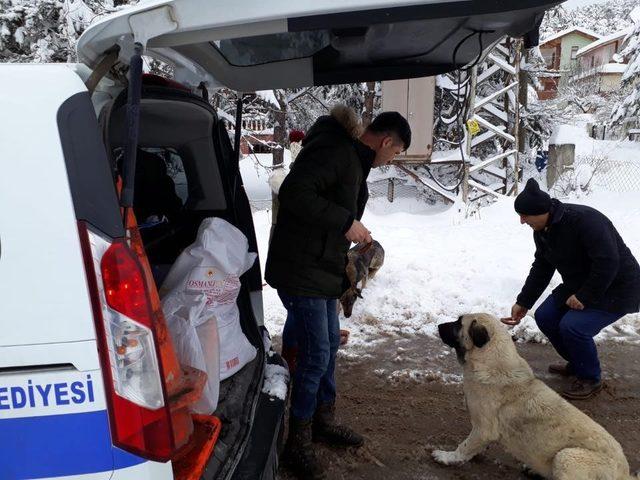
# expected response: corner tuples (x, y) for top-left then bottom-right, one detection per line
(562, 379), (603, 400)
(548, 363), (574, 377)
(313, 403), (364, 447)
(282, 416), (326, 480)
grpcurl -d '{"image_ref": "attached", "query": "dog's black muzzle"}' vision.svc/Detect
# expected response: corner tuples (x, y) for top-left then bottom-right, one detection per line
(437, 318), (462, 349)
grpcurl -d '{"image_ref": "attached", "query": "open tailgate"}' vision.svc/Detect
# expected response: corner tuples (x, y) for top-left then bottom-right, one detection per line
(77, 0), (560, 90)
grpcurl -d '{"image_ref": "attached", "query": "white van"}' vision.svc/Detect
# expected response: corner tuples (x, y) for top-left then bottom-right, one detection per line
(0, 1), (557, 479)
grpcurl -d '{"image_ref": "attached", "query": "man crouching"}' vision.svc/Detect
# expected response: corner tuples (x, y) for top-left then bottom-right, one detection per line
(504, 179), (640, 399)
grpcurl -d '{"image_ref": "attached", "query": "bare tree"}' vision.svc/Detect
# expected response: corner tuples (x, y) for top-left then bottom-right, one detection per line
(363, 82), (376, 127)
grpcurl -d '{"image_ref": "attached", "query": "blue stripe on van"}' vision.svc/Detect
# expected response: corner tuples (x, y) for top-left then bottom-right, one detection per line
(0, 409), (147, 479)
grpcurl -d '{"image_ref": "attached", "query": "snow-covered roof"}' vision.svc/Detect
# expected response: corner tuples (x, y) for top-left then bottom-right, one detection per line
(572, 62), (628, 81)
(541, 26), (601, 45)
(600, 63), (628, 74)
(575, 28), (632, 58)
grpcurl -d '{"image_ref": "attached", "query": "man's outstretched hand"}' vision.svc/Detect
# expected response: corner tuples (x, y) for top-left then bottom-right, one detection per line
(345, 220), (372, 244)
(502, 303), (528, 326)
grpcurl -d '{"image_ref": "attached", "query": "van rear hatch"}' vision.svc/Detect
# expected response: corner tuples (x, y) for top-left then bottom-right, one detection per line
(77, 0), (560, 91)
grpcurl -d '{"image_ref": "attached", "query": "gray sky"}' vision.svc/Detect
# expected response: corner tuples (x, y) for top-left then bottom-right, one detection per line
(562, 0), (607, 9)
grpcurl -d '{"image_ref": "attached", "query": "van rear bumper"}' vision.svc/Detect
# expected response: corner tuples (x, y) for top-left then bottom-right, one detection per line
(228, 353), (288, 480)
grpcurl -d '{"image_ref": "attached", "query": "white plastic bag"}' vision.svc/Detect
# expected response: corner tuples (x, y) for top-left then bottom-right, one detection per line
(161, 218), (258, 382)
(162, 293), (220, 414)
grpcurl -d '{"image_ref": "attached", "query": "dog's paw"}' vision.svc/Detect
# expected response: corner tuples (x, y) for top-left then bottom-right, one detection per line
(432, 449), (464, 466)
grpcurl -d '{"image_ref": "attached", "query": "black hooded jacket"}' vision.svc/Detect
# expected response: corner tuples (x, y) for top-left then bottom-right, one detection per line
(265, 107), (374, 298)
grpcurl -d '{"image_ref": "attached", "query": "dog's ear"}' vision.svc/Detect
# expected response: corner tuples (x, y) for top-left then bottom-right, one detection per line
(469, 320), (490, 348)
(356, 288), (363, 299)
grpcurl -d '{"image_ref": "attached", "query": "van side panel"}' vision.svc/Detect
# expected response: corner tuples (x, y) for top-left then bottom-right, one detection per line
(0, 65), (172, 480)
(0, 368), (141, 479)
(0, 66), (97, 348)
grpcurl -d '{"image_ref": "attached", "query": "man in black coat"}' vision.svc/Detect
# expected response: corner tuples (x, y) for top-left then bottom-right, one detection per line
(266, 106), (410, 480)
(505, 179), (640, 400)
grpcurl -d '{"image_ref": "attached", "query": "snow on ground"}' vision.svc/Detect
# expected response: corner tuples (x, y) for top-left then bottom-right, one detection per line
(247, 142), (640, 356)
(550, 124), (640, 166)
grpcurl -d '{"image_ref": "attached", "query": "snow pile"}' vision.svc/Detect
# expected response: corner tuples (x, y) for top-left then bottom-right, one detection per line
(254, 190), (640, 349)
(262, 364), (289, 401)
(574, 163), (594, 190)
(549, 124), (588, 145)
(255, 197), (547, 347)
(511, 317), (549, 344)
(601, 315), (640, 343)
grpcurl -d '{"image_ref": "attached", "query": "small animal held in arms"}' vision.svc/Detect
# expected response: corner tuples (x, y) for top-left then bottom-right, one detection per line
(340, 240), (385, 318)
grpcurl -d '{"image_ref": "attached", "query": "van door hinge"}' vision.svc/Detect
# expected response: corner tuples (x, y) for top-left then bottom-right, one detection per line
(128, 5), (178, 48)
(85, 44), (120, 93)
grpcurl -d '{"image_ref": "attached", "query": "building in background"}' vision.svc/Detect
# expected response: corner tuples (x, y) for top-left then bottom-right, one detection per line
(573, 29), (631, 93)
(224, 115), (274, 155)
(537, 26), (601, 100)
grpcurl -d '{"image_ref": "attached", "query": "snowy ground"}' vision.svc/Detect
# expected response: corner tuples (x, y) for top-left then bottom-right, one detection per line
(245, 137), (640, 355)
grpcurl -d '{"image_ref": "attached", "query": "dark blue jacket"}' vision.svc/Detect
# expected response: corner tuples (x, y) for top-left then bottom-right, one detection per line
(517, 200), (640, 314)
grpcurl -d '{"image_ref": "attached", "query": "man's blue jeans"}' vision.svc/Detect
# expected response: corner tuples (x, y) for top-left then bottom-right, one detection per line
(278, 291), (340, 421)
(535, 294), (622, 382)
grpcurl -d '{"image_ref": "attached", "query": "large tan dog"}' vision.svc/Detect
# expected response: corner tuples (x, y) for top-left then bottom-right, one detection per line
(433, 313), (636, 480)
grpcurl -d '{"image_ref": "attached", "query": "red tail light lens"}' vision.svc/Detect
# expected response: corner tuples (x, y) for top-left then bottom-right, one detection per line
(102, 242), (151, 324)
(79, 223), (176, 461)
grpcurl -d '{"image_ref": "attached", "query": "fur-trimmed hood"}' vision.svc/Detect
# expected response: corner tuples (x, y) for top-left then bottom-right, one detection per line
(302, 105), (363, 148)
(329, 104), (363, 139)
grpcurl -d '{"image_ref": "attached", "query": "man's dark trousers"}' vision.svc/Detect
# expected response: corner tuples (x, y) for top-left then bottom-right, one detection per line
(278, 291), (340, 420)
(535, 294), (623, 382)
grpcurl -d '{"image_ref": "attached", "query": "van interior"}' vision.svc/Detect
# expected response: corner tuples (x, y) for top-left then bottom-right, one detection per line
(100, 75), (279, 479)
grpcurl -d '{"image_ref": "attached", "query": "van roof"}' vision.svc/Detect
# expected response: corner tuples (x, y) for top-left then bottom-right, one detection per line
(77, 0), (559, 90)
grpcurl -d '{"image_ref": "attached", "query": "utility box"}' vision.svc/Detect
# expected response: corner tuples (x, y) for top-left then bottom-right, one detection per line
(382, 77), (435, 162)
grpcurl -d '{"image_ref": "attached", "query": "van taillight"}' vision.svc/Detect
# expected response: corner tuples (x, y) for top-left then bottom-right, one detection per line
(78, 222), (201, 462)
(101, 242), (166, 410)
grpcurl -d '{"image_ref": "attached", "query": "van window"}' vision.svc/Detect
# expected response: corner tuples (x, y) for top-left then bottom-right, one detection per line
(108, 98), (228, 213)
(143, 147), (189, 205)
(113, 147), (187, 224)
(215, 31), (330, 66)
